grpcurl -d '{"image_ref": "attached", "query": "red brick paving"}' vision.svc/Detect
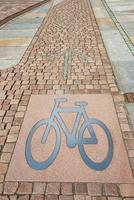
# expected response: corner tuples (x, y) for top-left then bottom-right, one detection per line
(0, 0), (49, 25)
(0, 0), (134, 198)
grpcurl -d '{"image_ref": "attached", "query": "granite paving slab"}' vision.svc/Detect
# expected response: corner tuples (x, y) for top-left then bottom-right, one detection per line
(0, 59), (20, 68)
(0, 30), (36, 38)
(2, 22), (41, 30)
(90, 0), (134, 93)
(0, 1), (52, 69)
(6, 94), (134, 183)
(0, 38), (31, 47)
(126, 103), (134, 130)
(0, 47), (27, 59)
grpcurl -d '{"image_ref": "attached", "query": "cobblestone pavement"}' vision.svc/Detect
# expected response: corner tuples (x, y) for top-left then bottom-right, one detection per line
(0, 0), (49, 24)
(0, 0), (134, 198)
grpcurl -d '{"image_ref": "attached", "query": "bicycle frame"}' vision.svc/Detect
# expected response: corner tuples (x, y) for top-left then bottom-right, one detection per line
(26, 98), (113, 171)
(41, 99), (90, 147)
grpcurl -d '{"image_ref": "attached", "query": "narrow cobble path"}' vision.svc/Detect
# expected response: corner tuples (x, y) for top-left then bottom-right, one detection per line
(0, 0), (49, 25)
(0, 0), (134, 199)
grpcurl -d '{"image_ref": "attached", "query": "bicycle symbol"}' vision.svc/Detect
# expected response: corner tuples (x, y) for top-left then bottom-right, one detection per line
(25, 98), (113, 171)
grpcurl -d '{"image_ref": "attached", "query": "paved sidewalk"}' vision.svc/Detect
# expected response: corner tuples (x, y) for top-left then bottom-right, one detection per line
(90, 0), (134, 130)
(104, 0), (134, 50)
(0, 0), (49, 24)
(90, 0), (134, 94)
(0, 0), (134, 199)
(102, 0), (134, 131)
(0, 1), (52, 69)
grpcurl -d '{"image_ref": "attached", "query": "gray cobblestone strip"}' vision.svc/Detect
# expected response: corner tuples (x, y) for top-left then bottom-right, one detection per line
(0, 182), (134, 197)
(126, 103), (134, 130)
(90, 0), (134, 93)
(101, 0), (134, 56)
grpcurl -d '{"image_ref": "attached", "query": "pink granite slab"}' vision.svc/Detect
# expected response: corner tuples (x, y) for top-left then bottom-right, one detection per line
(6, 94), (134, 183)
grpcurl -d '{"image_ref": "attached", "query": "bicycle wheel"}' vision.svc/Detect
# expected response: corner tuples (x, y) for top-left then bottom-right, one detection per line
(25, 119), (61, 170)
(78, 118), (113, 171)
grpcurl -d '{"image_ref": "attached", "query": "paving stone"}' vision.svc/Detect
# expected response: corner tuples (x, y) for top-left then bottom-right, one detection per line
(104, 184), (119, 196)
(4, 182), (18, 194)
(92, 197), (107, 200)
(59, 196), (74, 200)
(0, 153), (12, 163)
(7, 135), (18, 143)
(9, 126), (20, 134)
(128, 150), (134, 158)
(30, 195), (44, 200)
(130, 158), (134, 169)
(17, 106), (27, 112)
(6, 111), (16, 117)
(74, 195), (86, 200)
(17, 195), (29, 200)
(126, 94), (134, 103)
(46, 183), (60, 195)
(2, 143), (15, 153)
(74, 183), (87, 195)
(108, 198), (122, 200)
(125, 139), (134, 150)
(0, 111), (5, 117)
(15, 112), (25, 118)
(61, 183), (73, 195)
(120, 124), (131, 132)
(10, 99), (19, 105)
(0, 137), (6, 146)
(0, 163), (8, 174)
(3, 116), (13, 124)
(17, 183), (32, 194)
(119, 184), (134, 197)
(0, 183), (3, 194)
(0, 196), (9, 200)
(87, 183), (102, 196)
(85, 197), (91, 200)
(0, 130), (8, 137)
(33, 183), (46, 194)
(45, 195), (59, 200)
(126, 103), (134, 129)
(9, 196), (17, 200)
(0, 175), (4, 183)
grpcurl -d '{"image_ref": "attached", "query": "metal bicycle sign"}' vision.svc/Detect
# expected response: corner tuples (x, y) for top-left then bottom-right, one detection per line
(25, 98), (113, 171)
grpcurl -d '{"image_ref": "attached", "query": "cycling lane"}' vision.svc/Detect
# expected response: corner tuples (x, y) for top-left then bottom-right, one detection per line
(0, 0), (134, 198)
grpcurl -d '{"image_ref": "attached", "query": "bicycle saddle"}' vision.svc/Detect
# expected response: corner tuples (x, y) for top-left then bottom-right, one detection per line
(75, 101), (88, 106)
